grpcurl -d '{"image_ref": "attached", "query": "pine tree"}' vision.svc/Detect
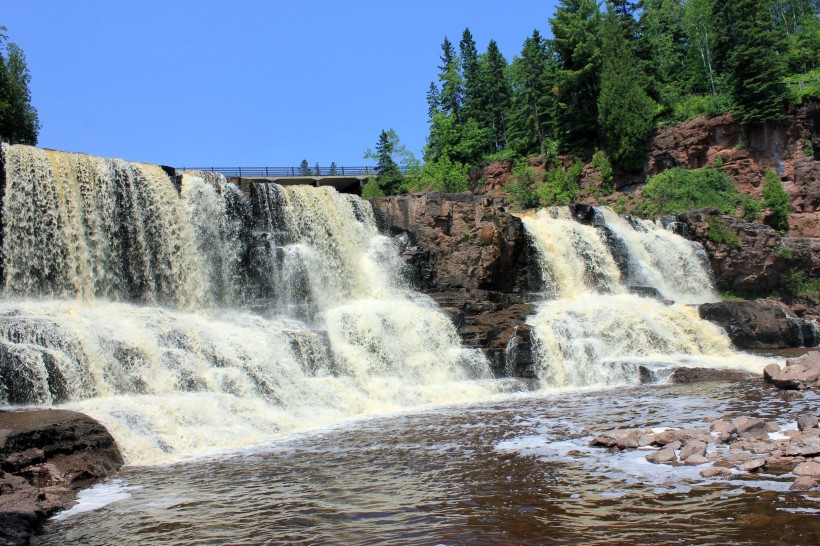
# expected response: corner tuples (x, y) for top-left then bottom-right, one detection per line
(550, 0), (602, 153)
(438, 37), (462, 119)
(712, 0), (790, 123)
(298, 159), (311, 176)
(638, 0), (690, 110)
(478, 40), (512, 151)
(508, 30), (556, 155)
(598, 4), (657, 171)
(426, 81), (440, 121)
(0, 28), (40, 145)
(459, 28), (481, 121)
(371, 129), (404, 195)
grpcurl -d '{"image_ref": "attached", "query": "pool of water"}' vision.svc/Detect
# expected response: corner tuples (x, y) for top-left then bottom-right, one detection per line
(37, 380), (820, 545)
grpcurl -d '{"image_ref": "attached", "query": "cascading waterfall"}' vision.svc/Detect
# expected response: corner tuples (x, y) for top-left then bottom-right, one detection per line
(522, 206), (763, 388)
(0, 144), (494, 464)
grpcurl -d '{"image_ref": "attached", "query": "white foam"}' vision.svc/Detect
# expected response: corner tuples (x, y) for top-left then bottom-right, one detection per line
(51, 480), (133, 521)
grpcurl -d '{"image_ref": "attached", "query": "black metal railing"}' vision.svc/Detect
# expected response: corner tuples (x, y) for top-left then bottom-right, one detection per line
(177, 166), (414, 177)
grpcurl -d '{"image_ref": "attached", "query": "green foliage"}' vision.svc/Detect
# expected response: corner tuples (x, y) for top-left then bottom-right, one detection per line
(785, 68), (820, 105)
(361, 177), (385, 199)
(598, 6), (657, 172)
(636, 167), (742, 216)
(298, 159), (311, 176)
(536, 159), (583, 206)
(720, 290), (746, 301)
(713, 154), (724, 168)
(0, 28), (40, 144)
(591, 150), (614, 195)
(773, 243), (795, 260)
(707, 216), (742, 248)
(712, 0), (790, 123)
(668, 94), (733, 123)
(507, 30), (556, 156)
(804, 138), (815, 157)
(364, 129), (420, 196)
(761, 169), (791, 232)
(418, 156), (469, 193)
(739, 194), (762, 222)
(503, 161), (541, 210)
(783, 270), (820, 297)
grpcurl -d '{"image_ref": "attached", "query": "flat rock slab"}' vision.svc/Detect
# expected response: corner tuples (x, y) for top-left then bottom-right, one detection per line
(764, 352), (820, 390)
(0, 409), (123, 546)
(793, 460), (820, 478)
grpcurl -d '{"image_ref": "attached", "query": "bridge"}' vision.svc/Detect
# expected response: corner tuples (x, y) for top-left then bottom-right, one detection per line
(177, 165), (413, 195)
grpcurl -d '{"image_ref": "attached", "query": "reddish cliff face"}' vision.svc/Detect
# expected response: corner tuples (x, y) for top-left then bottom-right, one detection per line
(646, 105), (820, 236)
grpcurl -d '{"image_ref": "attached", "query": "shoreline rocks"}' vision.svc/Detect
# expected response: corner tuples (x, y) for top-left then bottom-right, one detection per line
(590, 412), (820, 491)
(0, 409), (123, 546)
(699, 300), (819, 349)
(764, 352), (820, 390)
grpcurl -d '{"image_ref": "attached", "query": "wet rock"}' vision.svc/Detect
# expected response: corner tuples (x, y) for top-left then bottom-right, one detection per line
(699, 301), (819, 349)
(790, 476), (817, 491)
(646, 447), (678, 464)
(680, 440), (707, 460)
(731, 440), (781, 454)
(589, 429), (653, 450)
(654, 429), (709, 446)
(766, 456), (798, 471)
(764, 352), (820, 390)
(700, 466), (733, 478)
(785, 434), (820, 457)
(797, 413), (818, 431)
(793, 460), (820, 478)
(684, 455), (709, 466)
(714, 452), (752, 468)
(710, 420), (734, 434)
(738, 458), (767, 472)
(734, 417), (769, 440)
(0, 409), (123, 546)
(638, 434), (656, 447)
(669, 367), (755, 383)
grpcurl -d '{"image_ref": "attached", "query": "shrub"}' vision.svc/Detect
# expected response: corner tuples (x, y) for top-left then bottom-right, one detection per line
(503, 161), (541, 210)
(669, 93), (732, 123)
(635, 167), (740, 216)
(761, 169), (791, 233)
(739, 194), (762, 222)
(418, 156), (469, 193)
(592, 150), (614, 195)
(361, 177), (385, 199)
(804, 139), (815, 158)
(707, 216), (742, 248)
(535, 159), (583, 206)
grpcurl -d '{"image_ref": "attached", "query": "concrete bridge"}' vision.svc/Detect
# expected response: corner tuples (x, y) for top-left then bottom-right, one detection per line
(178, 166), (411, 195)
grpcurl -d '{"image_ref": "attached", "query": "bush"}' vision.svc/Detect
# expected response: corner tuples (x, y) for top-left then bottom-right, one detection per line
(784, 69), (820, 105)
(669, 93), (732, 123)
(417, 156), (469, 193)
(635, 167), (741, 216)
(707, 216), (742, 248)
(503, 161), (541, 210)
(740, 194), (762, 222)
(361, 177), (385, 199)
(761, 169), (791, 233)
(535, 159), (583, 206)
(592, 150), (614, 195)
(783, 270), (820, 297)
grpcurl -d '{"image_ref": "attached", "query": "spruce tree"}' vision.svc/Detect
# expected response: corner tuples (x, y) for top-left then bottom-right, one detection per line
(712, 0), (790, 123)
(373, 129), (403, 195)
(459, 28), (481, 121)
(426, 81), (440, 121)
(478, 40), (512, 151)
(438, 37), (462, 119)
(0, 28), (40, 145)
(508, 30), (555, 155)
(550, 0), (602, 153)
(598, 4), (657, 171)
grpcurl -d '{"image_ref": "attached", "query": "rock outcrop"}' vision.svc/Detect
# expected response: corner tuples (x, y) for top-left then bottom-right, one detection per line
(0, 409), (123, 545)
(371, 192), (535, 375)
(699, 300), (819, 349)
(764, 352), (820, 390)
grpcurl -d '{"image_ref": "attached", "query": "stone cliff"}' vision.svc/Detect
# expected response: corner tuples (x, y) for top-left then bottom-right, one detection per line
(370, 193), (536, 376)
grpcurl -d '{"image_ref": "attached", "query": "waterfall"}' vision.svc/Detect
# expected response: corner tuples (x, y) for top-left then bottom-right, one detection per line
(522, 206), (762, 388)
(0, 144), (494, 464)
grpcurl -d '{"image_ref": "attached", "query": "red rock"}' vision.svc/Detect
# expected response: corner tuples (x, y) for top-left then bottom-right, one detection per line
(789, 476), (817, 491)
(738, 458), (767, 472)
(700, 467), (733, 478)
(646, 447), (678, 464)
(793, 460), (820, 478)
(797, 413), (819, 431)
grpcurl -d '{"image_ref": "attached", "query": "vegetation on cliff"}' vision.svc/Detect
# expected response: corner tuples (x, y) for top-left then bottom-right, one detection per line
(0, 26), (39, 145)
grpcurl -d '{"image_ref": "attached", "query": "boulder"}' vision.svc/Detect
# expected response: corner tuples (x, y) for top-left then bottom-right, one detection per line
(646, 447), (678, 464)
(738, 458), (767, 472)
(590, 429), (652, 450)
(0, 409), (122, 546)
(684, 455), (709, 466)
(790, 476), (817, 491)
(785, 434), (820, 457)
(793, 460), (820, 478)
(764, 352), (820, 390)
(698, 301), (819, 349)
(797, 413), (819, 431)
(700, 467), (733, 478)
(680, 440), (707, 460)
(733, 417), (769, 440)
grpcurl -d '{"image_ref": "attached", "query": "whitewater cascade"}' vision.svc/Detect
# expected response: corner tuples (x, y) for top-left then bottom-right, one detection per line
(0, 144), (494, 464)
(522, 207), (761, 388)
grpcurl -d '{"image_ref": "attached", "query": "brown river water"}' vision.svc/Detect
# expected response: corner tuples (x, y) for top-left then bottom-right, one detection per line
(36, 380), (819, 545)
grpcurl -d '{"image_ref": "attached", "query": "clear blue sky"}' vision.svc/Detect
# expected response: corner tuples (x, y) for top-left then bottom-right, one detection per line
(4, 1), (558, 168)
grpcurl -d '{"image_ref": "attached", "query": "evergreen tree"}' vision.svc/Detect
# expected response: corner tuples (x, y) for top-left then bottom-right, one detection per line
(426, 81), (440, 121)
(762, 169), (791, 232)
(550, 0), (602, 153)
(298, 159), (311, 176)
(684, 0), (719, 95)
(638, 0), (690, 110)
(477, 40), (512, 151)
(329, 162), (338, 175)
(459, 28), (481, 121)
(438, 37), (462, 119)
(508, 30), (556, 155)
(0, 28), (40, 145)
(598, 3), (657, 171)
(712, 0), (790, 123)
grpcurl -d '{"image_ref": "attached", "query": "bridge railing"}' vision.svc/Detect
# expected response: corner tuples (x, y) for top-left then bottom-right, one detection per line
(177, 166), (414, 177)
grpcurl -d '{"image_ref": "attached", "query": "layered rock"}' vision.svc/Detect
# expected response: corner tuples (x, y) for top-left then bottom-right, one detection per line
(0, 409), (123, 545)
(699, 301), (819, 349)
(371, 192), (534, 375)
